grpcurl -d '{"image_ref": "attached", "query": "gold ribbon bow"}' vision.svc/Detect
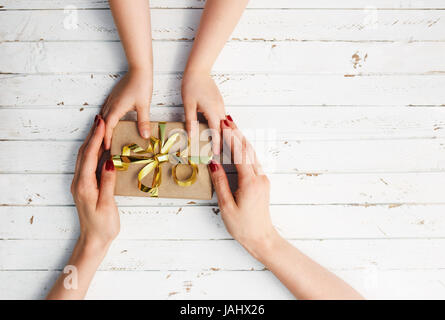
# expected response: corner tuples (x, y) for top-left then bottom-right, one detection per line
(112, 122), (207, 197)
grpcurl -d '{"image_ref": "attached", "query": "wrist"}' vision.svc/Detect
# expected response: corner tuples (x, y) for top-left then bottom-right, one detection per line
(77, 234), (112, 259)
(184, 64), (211, 79)
(128, 64), (153, 77)
(241, 228), (283, 262)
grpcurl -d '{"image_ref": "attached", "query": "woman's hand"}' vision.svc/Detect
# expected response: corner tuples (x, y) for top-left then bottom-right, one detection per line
(71, 114), (119, 249)
(208, 117), (363, 300)
(182, 71), (226, 155)
(47, 115), (118, 299)
(102, 69), (153, 150)
(207, 116), (277, 258)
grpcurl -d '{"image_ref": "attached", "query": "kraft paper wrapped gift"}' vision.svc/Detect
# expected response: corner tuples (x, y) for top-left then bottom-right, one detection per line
(111, 121), (213, 200)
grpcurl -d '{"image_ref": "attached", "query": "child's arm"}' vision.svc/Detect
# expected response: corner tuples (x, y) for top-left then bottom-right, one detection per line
(208, 117), (364, 300)
(182, 0), (249, 155)
(47, 115), (119, 299)
(102, 0), (153, 150)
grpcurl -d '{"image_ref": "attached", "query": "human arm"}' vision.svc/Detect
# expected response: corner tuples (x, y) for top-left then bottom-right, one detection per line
(208, 116), (363, 300)
(182, 0), (249, 154)
(102, 0), (154, 149)
(46, 115), (119, 299)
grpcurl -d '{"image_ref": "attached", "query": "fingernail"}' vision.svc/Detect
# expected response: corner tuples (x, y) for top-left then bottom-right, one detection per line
(95, 114), (101, 125)
(208, 160), (218, 172)
(223, 119), (229, 126)
(142, 129), (150, 139)
(226, 115), (233, 122)
(105, 159), (115, 171)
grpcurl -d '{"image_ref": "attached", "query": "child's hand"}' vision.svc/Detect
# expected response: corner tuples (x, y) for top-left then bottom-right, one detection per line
(181, 71), (226, 155)
(101, 69), (153, 150)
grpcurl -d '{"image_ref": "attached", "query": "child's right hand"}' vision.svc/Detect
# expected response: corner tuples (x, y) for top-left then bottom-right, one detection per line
(101, 69), (153, 150)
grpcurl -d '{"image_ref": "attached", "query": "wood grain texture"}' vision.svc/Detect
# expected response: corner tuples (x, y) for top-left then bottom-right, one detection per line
(2, 107), (445, 141)
(1, 269), (445, 300)
(2, 139), (445, 174)
(2, 0), (445, 9)
(2, 41), (445, 74)
(1, 205), (444, 240)
(2, 73), (445, 106)
(1, 0), (445, 299)
(1, 9), (445, 41)
(2, 239), (445, 271)
(1, 173), (444, 206)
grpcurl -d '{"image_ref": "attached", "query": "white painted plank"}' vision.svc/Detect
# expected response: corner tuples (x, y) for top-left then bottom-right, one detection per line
(1, 204), (443, 240)
(2, 139), (445, 174)
(2, 239), (445, 271)
(3, 41), (445, 74)
(2, 107), (445, 141)
(2, 0), (444, 9)
(1, 269), (445, 300)
(2, 74), (445, 106)
(0, 172), (443, 205)
(0, 270), (294, 300)
(1, 9), (445, 41)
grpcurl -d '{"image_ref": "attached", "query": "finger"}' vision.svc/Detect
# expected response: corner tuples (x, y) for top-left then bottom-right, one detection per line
(221, 119), (255, 179)
(79, 117), (105, 180)
(226, 116), (263, 175)
(74, 114), (100, 182)
(100, 95), (110, 117)
(184, 100), (198, 140)
(101, 103), (110, 118)
(136, 104), (151, 139)
(84, 114), (102, 147)
(103, 106), (125, 150)
(225, 115), (263, 175)
(207, 117), (221, 156)
(250, 149), (264, 175)
(204, 107), (226, 156)
(98, 159), (117, 207)
(208, 160), (236, 211)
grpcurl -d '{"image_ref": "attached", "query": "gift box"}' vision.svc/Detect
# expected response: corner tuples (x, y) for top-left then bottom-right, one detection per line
(111, 121), (213, 200)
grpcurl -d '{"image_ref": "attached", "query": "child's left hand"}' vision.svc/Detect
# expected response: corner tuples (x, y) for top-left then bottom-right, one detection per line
(181, 71), (226, 155)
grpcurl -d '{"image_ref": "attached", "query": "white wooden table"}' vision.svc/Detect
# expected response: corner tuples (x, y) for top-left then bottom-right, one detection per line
(1, 0), (445, 300)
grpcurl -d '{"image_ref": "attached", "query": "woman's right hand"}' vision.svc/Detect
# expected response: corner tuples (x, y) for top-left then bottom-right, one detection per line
(208, 116), (279, 258)
(71, 114), (119, 251)
(47, 115), (119, 300)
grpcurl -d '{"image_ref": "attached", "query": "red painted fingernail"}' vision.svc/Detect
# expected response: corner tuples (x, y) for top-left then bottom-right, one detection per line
(226, 115), (233, 122)
(105, 159), (115, 171)
(209, 160), (218, 172)
(95, 114), (101, 125)
(223, 119), (229, 126)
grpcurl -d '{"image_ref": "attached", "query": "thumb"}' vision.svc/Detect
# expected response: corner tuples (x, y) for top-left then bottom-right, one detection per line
(208, 160), (236, 211)
(98, 159), (117, 206)
(137, 104), (151, 139)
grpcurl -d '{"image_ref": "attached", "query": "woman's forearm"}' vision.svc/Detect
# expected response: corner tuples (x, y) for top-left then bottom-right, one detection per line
(109, 0), (153, 73)
(249, 231), (364, 300)
(185, 0), (249, 74)
(46, 237), (109, 300)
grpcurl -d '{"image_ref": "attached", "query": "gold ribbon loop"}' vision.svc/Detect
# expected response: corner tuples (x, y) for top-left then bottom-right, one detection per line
(112, 122), (207, 197)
